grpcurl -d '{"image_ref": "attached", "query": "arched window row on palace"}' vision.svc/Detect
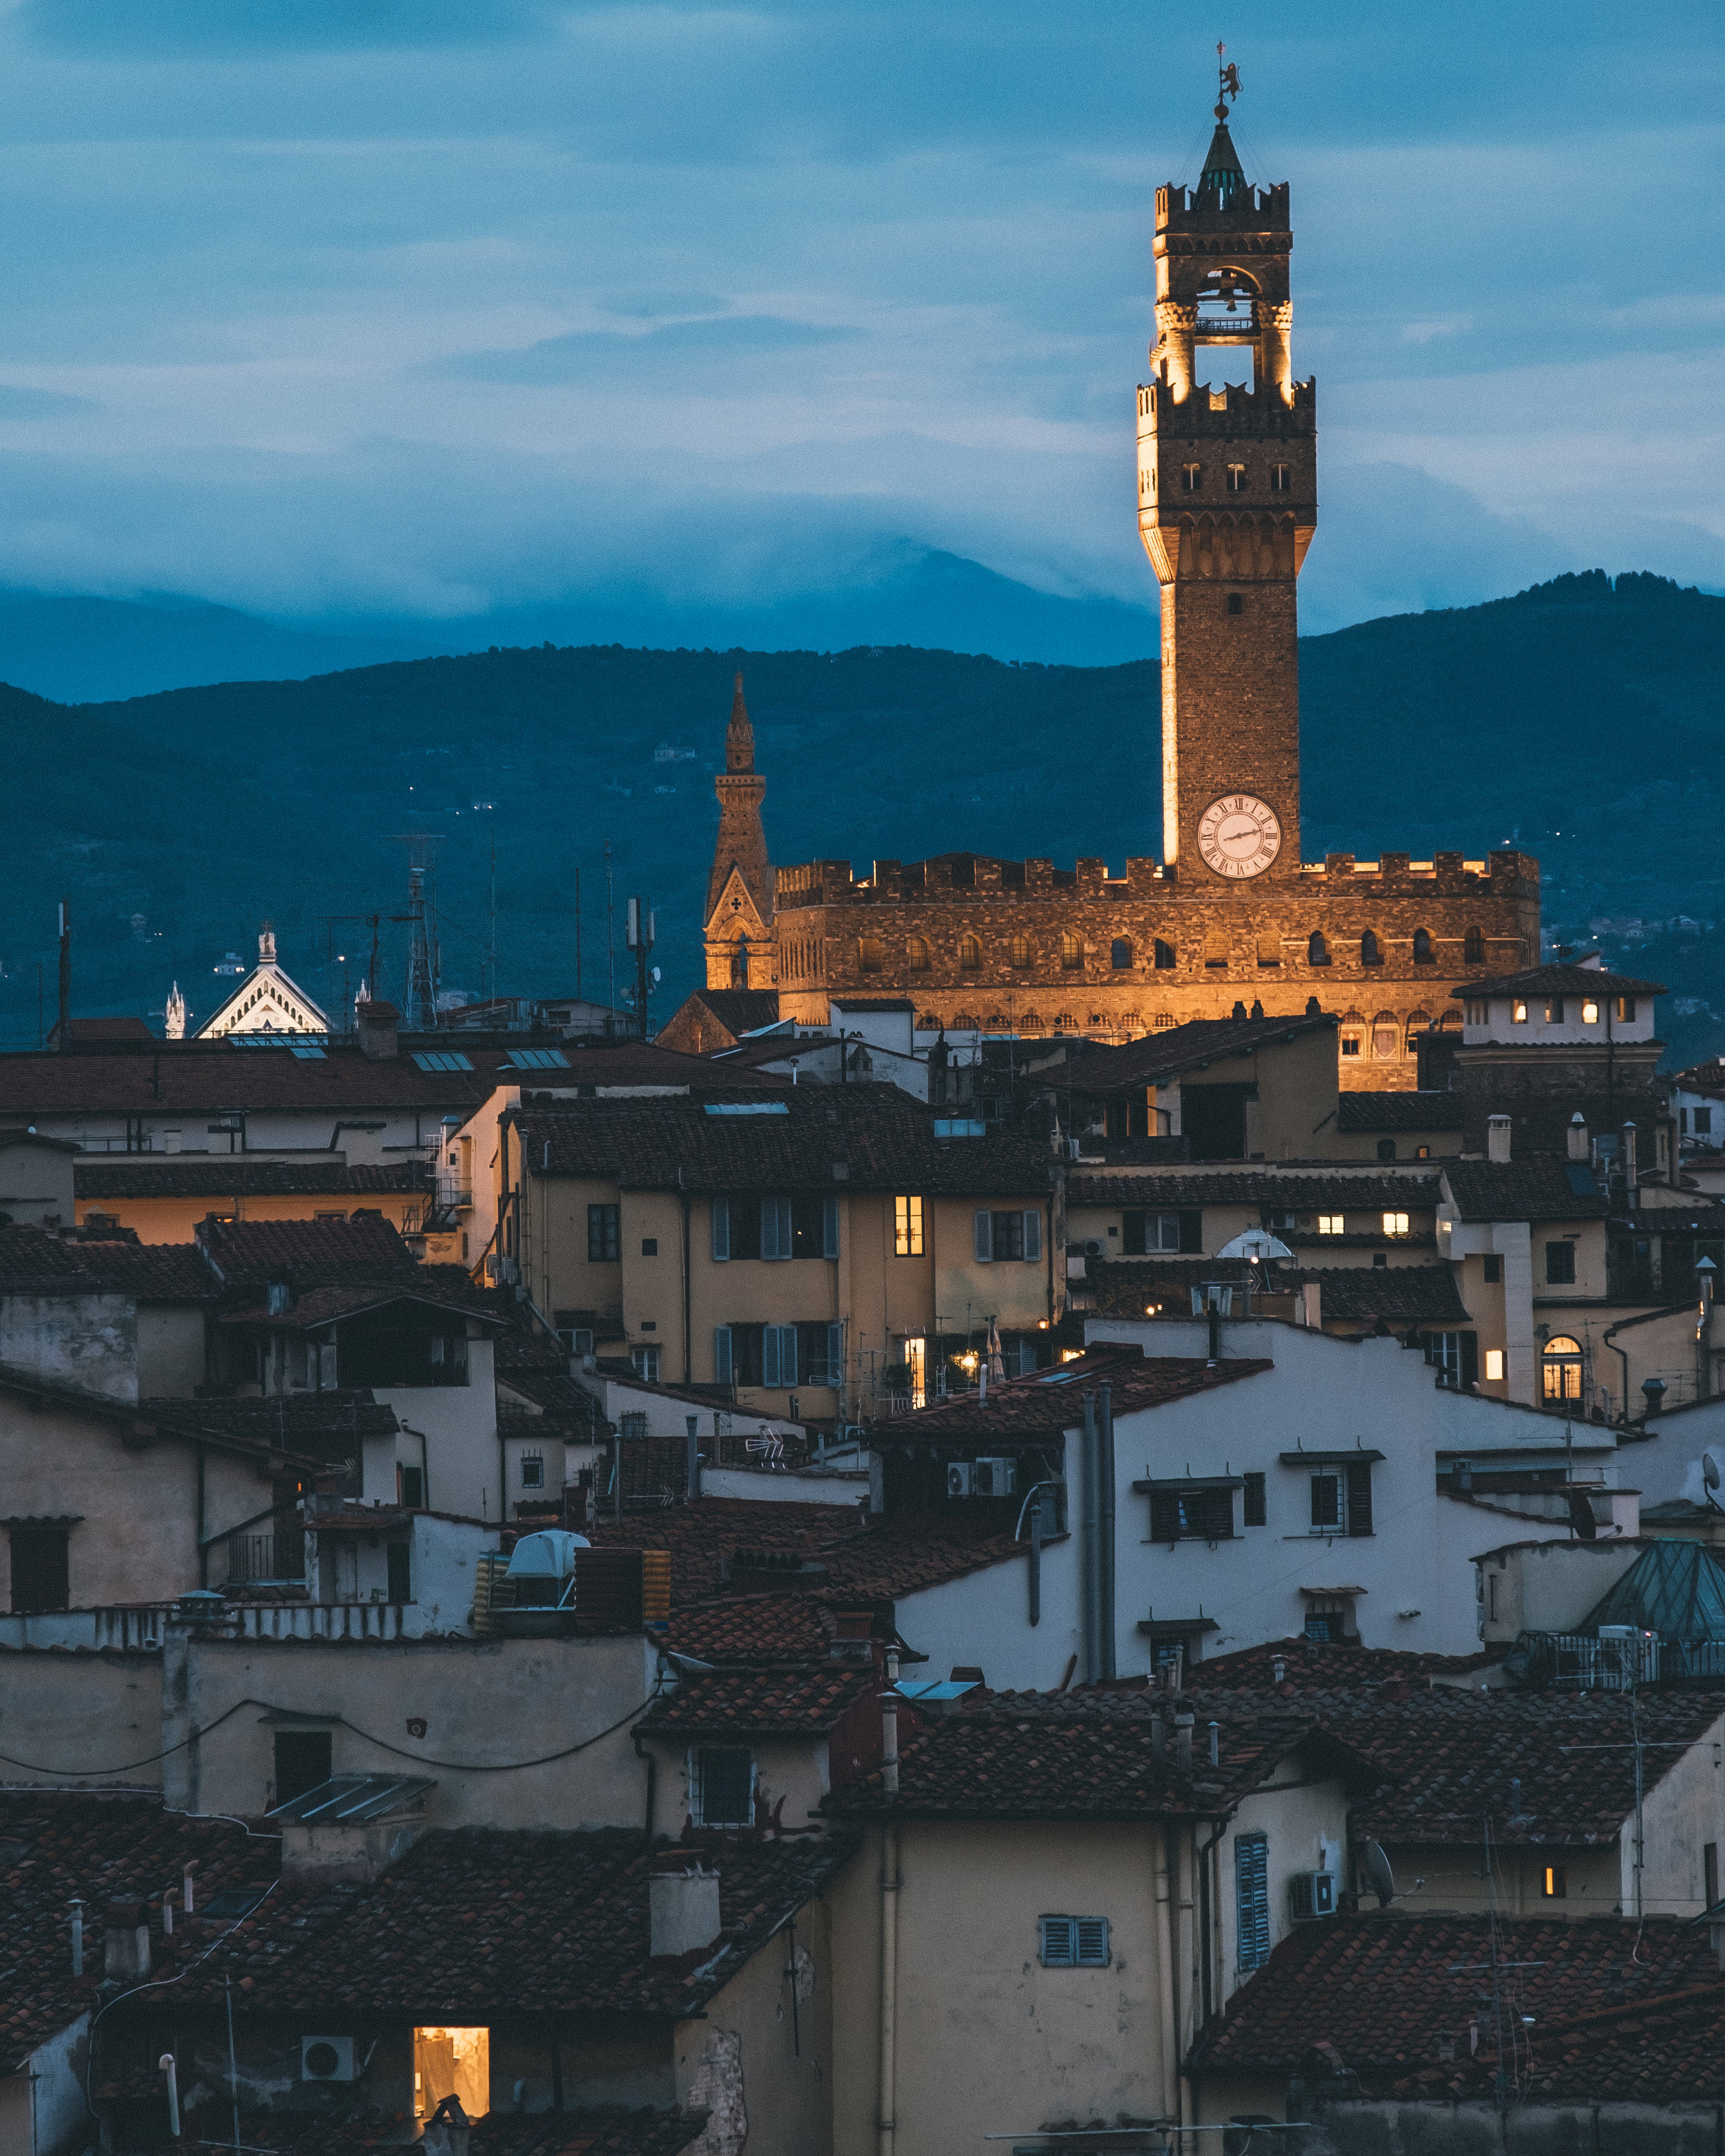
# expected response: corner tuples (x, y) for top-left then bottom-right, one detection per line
(865, 928), (1492, 977)
(1338, 1005), (1462, 1061)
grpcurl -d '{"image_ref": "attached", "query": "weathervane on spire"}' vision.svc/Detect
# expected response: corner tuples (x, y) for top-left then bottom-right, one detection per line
(1215, 42), (1241, 122)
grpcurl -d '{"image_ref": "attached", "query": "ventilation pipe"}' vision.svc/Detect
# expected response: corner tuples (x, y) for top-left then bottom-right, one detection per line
(1567, 1113), (1588, 1163)
(68, 1899), (83, 1977)
(1622, 1122), (1638, 1207)
(685, 1415), (702, 1503)
(1487, 1116), (1512, 1164)
(1151, 1709), (1166, 1762)
(159, 2056), (180, 2139)
(1097, 1382), (1117, 1681)
(1175, 1710), (1194, 1773)
(1079, 1392), (1099, 1683)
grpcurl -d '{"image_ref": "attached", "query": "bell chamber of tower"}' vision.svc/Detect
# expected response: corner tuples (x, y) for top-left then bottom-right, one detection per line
(708, 69), (1541, 1091)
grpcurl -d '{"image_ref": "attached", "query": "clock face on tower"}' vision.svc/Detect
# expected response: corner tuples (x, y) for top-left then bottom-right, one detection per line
(1196, 794), (1282, 879)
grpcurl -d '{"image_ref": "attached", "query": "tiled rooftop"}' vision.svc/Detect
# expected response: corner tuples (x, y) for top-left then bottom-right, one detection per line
(1083, 1258), (1470, 1327)
(77, 1158), (433, 1200)
(1195, 1912), (1718, 2086)
(662, 1592), (842, 1664)
(1035, 1015), (1337, 1098)
(170, 1826), (858, 2021)
(196, 1211), (422, 1286)
(0, 1792), (279, 2073)
(1441, 1157), (1613, 1223)
(509, 1085), (1056, 1197)
(0, 1042), (503, 1116)
(638, 1664), (876, 1737)
(148, 2105), (709, 2155)
(1452, 960), (1666, 999)
(1335, 1093), (1465, 1134)
(879, 1345), (1269, 1436)
(825, 1688), (1328, 1819)
(1068, 1170), (1440, 1211)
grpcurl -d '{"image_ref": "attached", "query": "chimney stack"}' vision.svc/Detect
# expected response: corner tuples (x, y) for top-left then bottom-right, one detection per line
(422, 2096), (471, 2156)
(1174, 1710), (1194, 1774)
(355, 998), (400, 1062)
(1487, 1115), (1512, 1164)
(650, 1864), (722, 1959)
(1568, 1112), (1588, 1163)
(1150, 1709), (1166, 1761)
(105, 1900), (151, 1981)
(1622, 1122), (1637, 1198)
(880, 1644), (900, 1795)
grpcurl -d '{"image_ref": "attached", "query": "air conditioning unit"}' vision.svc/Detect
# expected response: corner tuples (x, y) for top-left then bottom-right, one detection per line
(1083, 1238), (1106, 1258)
(1288, 1872), (1337, 1923)
(974, 1456), (1018, 1498)
(946, 1462), (974, 1499)
(301, 2035), (357, 2082)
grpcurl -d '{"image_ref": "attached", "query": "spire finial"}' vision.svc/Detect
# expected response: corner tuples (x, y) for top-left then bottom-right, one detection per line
(1215, 43), (1241, 123)
(726, 672), (754, 773)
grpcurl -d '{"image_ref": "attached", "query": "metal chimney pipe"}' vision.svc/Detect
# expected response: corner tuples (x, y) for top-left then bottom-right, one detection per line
(1208, 1721), (1219, 1768)
(1174, 1711), (1194, 1773)
(881, 1644), (900, 1796)
(182, 1863), (196, 1916)
(1150, 1710), (1166, 1761)
(1079, 1392), (1098, 1683)
(159, 2055), (180, 2138)
(69, 1899), (83, 1977)
(685, 1415), (702, 1503)
(56, 899), (70, 1054)
(1097, 1383), (1117, 1681)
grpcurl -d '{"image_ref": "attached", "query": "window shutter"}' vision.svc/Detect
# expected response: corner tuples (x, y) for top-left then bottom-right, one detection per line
(762, 1196), (792, 1261)
(974, 1210), (993, 1262)
(711, 1200), (730, 1263)
(713, 1327), (733, 1387)
(1123, 1209), (1146, 1257)
(780, 1325), (798, 1387)
(1461, 1332), (1479, 1388)
(827, 1323), (844, 1382)
(1074, 1917), (1110, 1966)
(762, 1326), (780, 1389)
(1178, 1209), (1203, 1254)
(1346, 1461), (1374, 1537)
(1023, 1209), (1042, 1262)
(1038, 1916), (1076, 1967)
(823, 1195), (841, 1259)
(1235, 1834), (1270, 1970)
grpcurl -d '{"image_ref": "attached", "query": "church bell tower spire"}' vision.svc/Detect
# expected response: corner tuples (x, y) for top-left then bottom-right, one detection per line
(703, 671), (774, 991)
(1138, 51), (1316, 884)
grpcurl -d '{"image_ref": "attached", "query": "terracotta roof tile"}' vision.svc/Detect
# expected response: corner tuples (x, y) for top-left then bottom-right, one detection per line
(0, 1042), (502, 1117)
(195, 1211), (420, 1286)
(171, 1826), (858, 2020)
(663, 1592), (838, 1663)
(160, 2104), (709, 2154)
(77, 1158), (432, 1200)
(1084, 1259), (1470, 1327)
(1196, 1912), (1718, 2084)
(1451, 960), (1666, 998)
(1385, 1978), (1725, 2103)
(1038, 1016), (1337, 1098)
(1069, 1170), (1440, 1210)
(1441, 1158), (1613, 1223)
(880, 1346), (1269, 1436)
(639, 1665), (876, 1736)
(1335, 1093), (1465, 1134)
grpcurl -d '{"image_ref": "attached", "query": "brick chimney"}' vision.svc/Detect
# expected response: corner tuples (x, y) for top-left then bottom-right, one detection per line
(356, 999), (399, 1062)
(104, 1899), (151, 1981)
(1488, 1115), (1512, 1164)
(1568, 1112), (1588, 1163)
(650, 1863), (721, 1959)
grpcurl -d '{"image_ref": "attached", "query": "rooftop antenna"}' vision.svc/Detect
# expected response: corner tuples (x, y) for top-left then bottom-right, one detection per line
(389, 834), (445, 1029)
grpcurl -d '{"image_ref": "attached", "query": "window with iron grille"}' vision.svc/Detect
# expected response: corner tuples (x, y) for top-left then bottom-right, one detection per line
(1236, 1833), (1270, 1970)
(1038, 1915), (1110, 1968)
(691, 1746), (755, 1826)
(1150, 1486), (1234, 1542)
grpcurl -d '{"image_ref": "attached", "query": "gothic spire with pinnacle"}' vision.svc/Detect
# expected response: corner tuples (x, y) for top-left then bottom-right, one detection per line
(725, 671), (756, 773)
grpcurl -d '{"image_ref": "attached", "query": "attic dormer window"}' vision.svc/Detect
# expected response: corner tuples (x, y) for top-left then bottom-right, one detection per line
(266, 1281), (290, 1316)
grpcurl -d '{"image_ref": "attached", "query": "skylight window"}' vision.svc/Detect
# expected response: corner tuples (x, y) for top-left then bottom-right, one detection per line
(505, 1048), (571, 1071)
(411, 1051), (474, 1073)
(703, 1101), (789, 1116)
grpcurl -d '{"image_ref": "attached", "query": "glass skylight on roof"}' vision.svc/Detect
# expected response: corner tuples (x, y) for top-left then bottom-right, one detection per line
(703, 1101), (790, 1116)
(933, 1118), (986, 1138)
(411, 1050), (474, 1072)
(289, 1043), (327, 1060)
(228, 1034), (328, 1056)
(506, 1048), (571, 1071)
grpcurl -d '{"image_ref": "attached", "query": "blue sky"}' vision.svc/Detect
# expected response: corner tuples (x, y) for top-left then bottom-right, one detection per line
(0, 0), (1715, 636)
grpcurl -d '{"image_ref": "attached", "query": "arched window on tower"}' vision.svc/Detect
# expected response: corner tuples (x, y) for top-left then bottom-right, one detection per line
(1463, 927), (1486, 965)
(1361, 931), (1385, 967)
(1154, 940), (1176, 970)
(1011, 934), (1033, 969)
(1110, 938), (1133, 970)
(1339, 1009), (1363, 1059)
(958, 935), (981, 972)
(907, 936), (929, 973)
(1308, 931), (1331, 967)
(1061, 933), (1083, 971)
(1412, 928), (1435, 966)
(1406, 1011), (1431, 1058)
(858, 936), (883, 976)
(1371, 1010), (1398, 1059)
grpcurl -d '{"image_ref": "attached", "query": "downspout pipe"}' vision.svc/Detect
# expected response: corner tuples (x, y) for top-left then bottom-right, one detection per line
(1604, 1320), (1633, 1426)
(1098, 1381), (1116, 1681)
(878, 1639), (901, 2156)
(1079, 1392), (1098, 1684)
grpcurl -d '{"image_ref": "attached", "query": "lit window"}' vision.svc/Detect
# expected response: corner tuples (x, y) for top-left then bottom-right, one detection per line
(1011, 934), (1032, 968)
(1540, 1336), (1584, 1403)
(1061, 933), (1083, 971)
(958, 935), (981, 971)
(1226, 464), (1246, 493)
(1181, 464), (1202, 492)
(907, 936), (929, 973)
(1581, 999), (1599, 1025)
(1485, 1348), (1504, 1382)
(1512, 1000), (1529, 1025)
(1382, 1211), (1409, 1236)
(1542, 1864), (1566, 1899)
(895, 1194), (924, 1257)
(1270, 464), (1290, 493)
(1318, 1214), (1344, 1236)
(859, 936), (883, 974)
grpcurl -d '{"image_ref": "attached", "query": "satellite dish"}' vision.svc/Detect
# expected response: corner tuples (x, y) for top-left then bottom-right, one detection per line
(1365, 1839), (1397, 1907)
(1217, 1230), (1294, 1263)
(1706, 1448), (1725, 1510)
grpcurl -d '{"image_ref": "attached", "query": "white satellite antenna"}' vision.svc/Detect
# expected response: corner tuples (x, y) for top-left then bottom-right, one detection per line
(1364, 1839), (1397, 1907)
(1216, 1230), (1294, 1263)
(1704, 1447), (1725, 1512)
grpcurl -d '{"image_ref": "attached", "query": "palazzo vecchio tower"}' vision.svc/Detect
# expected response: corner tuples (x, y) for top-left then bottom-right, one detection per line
(693, 63), (1541, 1092)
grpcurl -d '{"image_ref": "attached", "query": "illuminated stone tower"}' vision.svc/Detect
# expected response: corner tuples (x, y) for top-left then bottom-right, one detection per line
(703, 672), (776, 991)
(1137, 58), (1316, 887)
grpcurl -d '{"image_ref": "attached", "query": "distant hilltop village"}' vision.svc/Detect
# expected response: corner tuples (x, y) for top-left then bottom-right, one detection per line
(684, 89), (1539, 1092)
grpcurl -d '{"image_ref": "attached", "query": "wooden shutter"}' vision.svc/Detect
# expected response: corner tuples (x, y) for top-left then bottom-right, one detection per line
(974, 1210), (993, 1262)
(1178, 1210), (1203, 1254)
(1346, 1461), (1374, 1538)
(1038, 1915), (1076, 1966)
(713, 1327), (733, 1386)
(711, 1199), (730, 1262)
(762, 1326), (781, 1389)
(1023, 1209), (1042, 1262)
(762, 1197), (792, 1261)
(823, 1196), (841, 1258)
(1074, 1917), (1110, 1966)
(1461, 1332), (1479, 1388)
(1243, 1472), (1266, 1526)
(1235, 1834), (1270, 1970)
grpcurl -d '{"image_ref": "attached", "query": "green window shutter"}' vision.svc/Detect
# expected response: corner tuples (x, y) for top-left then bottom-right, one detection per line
(1346, 1461), (1374, 1537)
(711, 1199), (730, 1262)
(1236, 1833), (1270, 1970)
(974, 1210), (993, 1262)
(823, 1195), (841, 1259)
(713, 1327), (733, 1387)
(1023, 1209), (1042, 1262)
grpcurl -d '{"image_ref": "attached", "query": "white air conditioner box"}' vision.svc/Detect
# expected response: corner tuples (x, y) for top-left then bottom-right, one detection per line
(1083, 1238), (1105, 1258)
(946, 1461), (974, 1499)
(974, 1456), (1018, 1498)
(1288, 1872), (1337, 1923)
(301, 2035), (356, 2082)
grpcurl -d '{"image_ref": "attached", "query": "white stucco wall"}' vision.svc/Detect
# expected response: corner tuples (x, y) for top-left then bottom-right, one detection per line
(374, 1338), (499, 1520)
(0, 1292), (137, 1401)
(893, 1536), (1082, 1692)
(0, 1648), (164, 1786)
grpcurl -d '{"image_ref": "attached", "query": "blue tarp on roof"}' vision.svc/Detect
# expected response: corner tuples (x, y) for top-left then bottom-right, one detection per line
(1579, 1539), (1725, 1642)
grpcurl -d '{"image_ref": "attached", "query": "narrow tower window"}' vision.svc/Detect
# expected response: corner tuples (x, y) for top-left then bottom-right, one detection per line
(1181, 464), (1203, 493)
(1412, 928), (1434, 965)
(1308, 932), (1331, 967)
(1270, 464), (1290, 493)
(1153, 940), (1176, 970)
(958, 935), (981, 971)
(1110, 939), (1133, 971)
(906, 936), (929, 973)
(1226, 593), (1244, 615)
(1361, 931), (1384, 967)
(1226, 465), (1246, 493)
(858, 936), (883, 975)
(1463, 927), (1486, 965)
(1061, 933), (1083, 971)
(1011, 934), (1033, 969)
